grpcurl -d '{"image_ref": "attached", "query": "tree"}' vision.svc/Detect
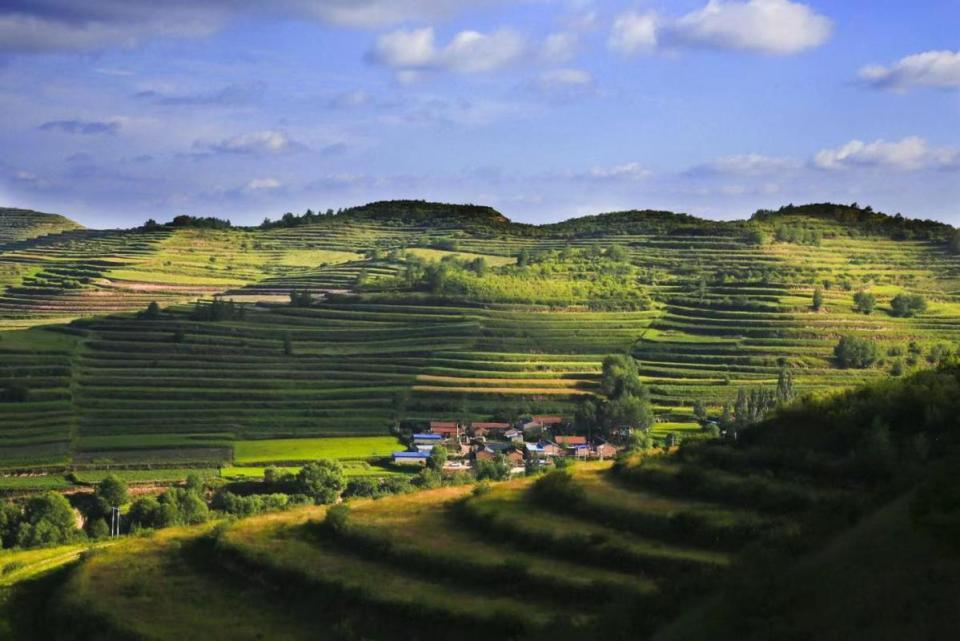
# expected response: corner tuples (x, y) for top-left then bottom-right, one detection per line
(776, 367), (796, 404)
(427, 445), (448, 472)
(606, 244), (630, 262)
(890, 293), (927, 318)
(853, 291), (876, 315)
(600, 354), (643, 398)
(693, 400), (709, 424)
(96, 474), (129, 507)
(127, 496), (165, 530)
(950, 229), (960, 254)
(289, 290), (313, 307)
(15, 493), (77, 548)
(605, 394), (654, 432)
(283, 332), (294, 356)
(139, 301), (161, 320)
(834, 335), (880, 369)
(475, 455), (510, 481)
(812, 287), (824, 311)
(298, 460), (345, 504)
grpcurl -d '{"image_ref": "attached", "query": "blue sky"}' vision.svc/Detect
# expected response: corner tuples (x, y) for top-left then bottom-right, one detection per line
(0, 0), (958, 228)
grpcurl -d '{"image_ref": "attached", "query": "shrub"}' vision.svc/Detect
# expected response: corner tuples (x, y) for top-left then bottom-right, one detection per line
(852, 291), (876, 315)
(834, 335), (879, 369)
(890, 293), (927, 318)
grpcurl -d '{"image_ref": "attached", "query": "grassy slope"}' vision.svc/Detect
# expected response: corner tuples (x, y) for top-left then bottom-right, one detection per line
(656, 493), (960, 641)
(0, 203), (958, 475)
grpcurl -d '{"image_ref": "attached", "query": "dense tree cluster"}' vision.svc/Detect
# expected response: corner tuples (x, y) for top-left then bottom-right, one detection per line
(576, 354), (654, 441)
(775, 225), (823, 246)
(0, 492), (78, 549)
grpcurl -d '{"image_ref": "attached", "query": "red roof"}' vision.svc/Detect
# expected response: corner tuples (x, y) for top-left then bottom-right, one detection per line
(555, 435), (587, 445)
(430, 421), (459, 434)
(532, 415), (565, 425)
(472, 422), (512, 430)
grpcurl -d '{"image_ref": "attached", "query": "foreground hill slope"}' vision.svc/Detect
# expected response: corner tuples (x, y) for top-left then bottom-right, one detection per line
(4, 363), (956, 640)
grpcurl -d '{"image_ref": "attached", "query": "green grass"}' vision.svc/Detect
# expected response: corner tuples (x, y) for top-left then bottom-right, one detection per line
(232, 436), (402, 464)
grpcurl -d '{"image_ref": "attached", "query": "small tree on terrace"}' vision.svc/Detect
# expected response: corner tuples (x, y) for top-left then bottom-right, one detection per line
(853, 291), (876, 315)
(812, 287), (824, 311)
(693, 400), (709, 424)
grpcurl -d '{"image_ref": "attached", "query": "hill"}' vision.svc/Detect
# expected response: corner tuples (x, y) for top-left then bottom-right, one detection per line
(0, 200), (958, 481)
(0, 209), (82, 246)
(1, 363), (956, 640)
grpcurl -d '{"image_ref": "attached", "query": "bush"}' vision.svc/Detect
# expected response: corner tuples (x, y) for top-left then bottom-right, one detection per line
(852, 291), (876, 315)
(890, 293), (927, 318)
(834, 335), (879, 369)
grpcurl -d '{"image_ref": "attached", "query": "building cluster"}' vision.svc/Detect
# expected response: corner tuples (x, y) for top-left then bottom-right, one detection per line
(392, 416), (620, 472)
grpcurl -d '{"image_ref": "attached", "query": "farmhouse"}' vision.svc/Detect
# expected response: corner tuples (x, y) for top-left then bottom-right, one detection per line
(471, 422), (512, 438)
(413, 433), (442, 452)
(393, 451), (429, 466)
(531, 415), (565, 426)
(594, 442), (619, 460)
(554, 435), (587, 446)
(504, 428), (523, 442)
(430, 421), (461, 441)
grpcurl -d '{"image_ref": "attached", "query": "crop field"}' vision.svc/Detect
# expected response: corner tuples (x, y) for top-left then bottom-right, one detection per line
(0, 203), (958, 479)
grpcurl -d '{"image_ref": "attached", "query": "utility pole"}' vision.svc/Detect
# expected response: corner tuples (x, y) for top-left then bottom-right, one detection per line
(111, 506), (120, 537)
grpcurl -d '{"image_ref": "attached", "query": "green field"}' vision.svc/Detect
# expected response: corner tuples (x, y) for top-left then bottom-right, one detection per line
(233, 436), (402, 464)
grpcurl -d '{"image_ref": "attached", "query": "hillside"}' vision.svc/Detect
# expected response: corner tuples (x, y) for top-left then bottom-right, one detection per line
(2, 363), (956, 640)
(0, 201), (958, 480)
(0, 209), (82, 247)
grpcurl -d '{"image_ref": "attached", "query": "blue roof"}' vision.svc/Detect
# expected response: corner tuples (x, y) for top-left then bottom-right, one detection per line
(413, 433), (442, 440)
(394, 451), (429, 458)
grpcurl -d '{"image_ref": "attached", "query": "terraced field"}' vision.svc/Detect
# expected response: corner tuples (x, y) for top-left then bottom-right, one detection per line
(44, 448), (868, 639)
(0, 202), (958, 479)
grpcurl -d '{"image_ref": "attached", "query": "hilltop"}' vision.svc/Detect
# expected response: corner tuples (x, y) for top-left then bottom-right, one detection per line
(0, 208), (82, 246)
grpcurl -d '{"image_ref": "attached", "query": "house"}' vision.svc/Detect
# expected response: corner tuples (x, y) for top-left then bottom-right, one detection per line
(504, 428), (523, 442)
(555, 435), (587, 447)
(594, 442), (619, 460)
(504, 449), (525, 466)
(525, 441), (562, 459)
(532, 415), (566, 426)
(471, 422), (512, 438)
(413, 432), (441, 452)
(430, 421), (461, 441)
(393, 451), (430, 466)
(474, 447), (497, 462)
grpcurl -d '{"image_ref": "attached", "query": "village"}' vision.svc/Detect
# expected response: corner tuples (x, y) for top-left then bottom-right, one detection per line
(392, 416), (621, 474)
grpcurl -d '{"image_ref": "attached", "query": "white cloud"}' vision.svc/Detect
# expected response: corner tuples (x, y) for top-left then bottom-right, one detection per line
(371, 27), (526, 75)
(814, 137), (959, 171)
(200, 130), (302, 155)
(0, 2), (518, 54)
(859, 50), (960, 91)
(609, 12), (658, 54)
(538, 68), (592, 87)
(542, 32), (579, 63)
(576, 163), (652, 182)
(611, 0), (831, 56)
(245, 178), (282, 190)
(690, 153), (800, 175)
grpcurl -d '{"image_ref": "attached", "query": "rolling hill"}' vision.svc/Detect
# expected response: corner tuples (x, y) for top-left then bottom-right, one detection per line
(0, 201), (958, 480)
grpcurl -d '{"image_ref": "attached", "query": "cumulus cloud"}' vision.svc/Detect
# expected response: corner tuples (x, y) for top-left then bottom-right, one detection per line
(198, 130), (303, 155)
(541, 32), (579, 63)
(609, 12), (658, 54)
(859, 50), (960, 91)
(611, 0), (832, 56)
(38, 119), (121, 135)
(371, 27), (526, 75)
(814, 137), (959, 171)
(0, 1), (508, 55)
